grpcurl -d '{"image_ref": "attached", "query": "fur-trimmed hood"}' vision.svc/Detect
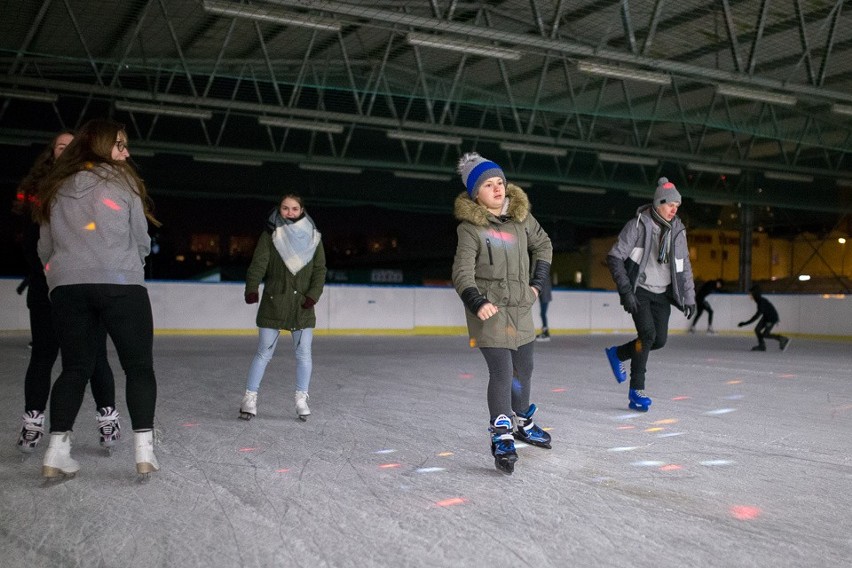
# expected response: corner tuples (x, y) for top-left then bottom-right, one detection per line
(453, 184), (530, 226)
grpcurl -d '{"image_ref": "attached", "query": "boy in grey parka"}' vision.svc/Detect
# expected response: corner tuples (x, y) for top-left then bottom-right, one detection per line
(604, 178), (696, 411)
(452, 152), (552, 474)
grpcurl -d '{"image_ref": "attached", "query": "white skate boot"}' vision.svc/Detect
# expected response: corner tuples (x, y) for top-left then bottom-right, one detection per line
(295, 391), (311, 421)
(42, 432), (80, 478)
(134, 430), (159, 477)
(239, 390), (257, 420)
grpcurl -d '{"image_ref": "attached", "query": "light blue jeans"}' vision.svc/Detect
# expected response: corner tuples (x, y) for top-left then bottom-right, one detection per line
(245, 327), (313, 393)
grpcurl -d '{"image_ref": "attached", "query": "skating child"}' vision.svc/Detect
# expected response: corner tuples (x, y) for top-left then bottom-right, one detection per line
(738, 285), (790, 351)
(604, 178), (696, 412)
(451, 152), (553, 474)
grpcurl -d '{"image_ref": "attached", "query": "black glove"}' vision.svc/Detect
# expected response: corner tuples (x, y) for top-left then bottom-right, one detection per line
(245, 292), (259, 304)
(683, 304), (696, 319)
(619, 291), (640, 314)
(301, 297), (316, 309)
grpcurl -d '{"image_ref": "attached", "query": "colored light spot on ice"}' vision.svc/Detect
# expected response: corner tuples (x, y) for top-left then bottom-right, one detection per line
(652, 418), (678, 425)
(705, 408), (737, 415)
(657, 432), (685, 438)
(671, 396), (690, 401)
(436, 497), (467, 507)
(459, 373), (474, 379)
(276, 468), (290, 473)
(437, 452), (454, 457)
(551, 387), (567, 393)
(645, 427), (664, 433)
(101, 198), (121, 210)
(238, 447), (258, 452)
(631, 460), (665, 467)
(379, 463), (401, 469)
(616, 425), (636, 430)
(181, 422), (199, 427)
(374, 449), (396, 454)
(726, 380), (743, 385)
(415, 467), (445, 474)
(659, 464), (682, 471)
(700, 460), (734, 466)
(608, 446), (638, 452)
(730, 505), (761, 520)
(778, 374), (797, 379)
(84, 222), (96, 231)
(542, 427), (553, 432)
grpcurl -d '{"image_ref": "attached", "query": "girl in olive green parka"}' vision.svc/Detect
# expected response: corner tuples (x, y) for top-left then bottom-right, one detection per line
(240, 194), (326, 421)
(452, 152), (553, 475)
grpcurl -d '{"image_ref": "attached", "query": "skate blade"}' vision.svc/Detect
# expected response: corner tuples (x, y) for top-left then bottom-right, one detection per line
(298, 414), (309, 422)
(238, 412), (254, 420)
(494, 459), (516, 475)
(136, 462), (159, 475)
(42, 466), (78, 478)
(628, 402), (650, 412)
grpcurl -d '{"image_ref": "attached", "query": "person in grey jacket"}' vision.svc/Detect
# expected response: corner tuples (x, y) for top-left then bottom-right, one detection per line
(240, 194), (327, 422)
(452, 152), (553, 475)
(604, 178), (696, 412)
(34, 118), (161, 478)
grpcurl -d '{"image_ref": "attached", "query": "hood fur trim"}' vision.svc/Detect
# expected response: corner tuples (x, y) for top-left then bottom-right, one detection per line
(453, 184), (530, 226)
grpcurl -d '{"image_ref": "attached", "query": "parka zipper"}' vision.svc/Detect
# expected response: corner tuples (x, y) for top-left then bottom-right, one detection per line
(485, 238), (494, 265)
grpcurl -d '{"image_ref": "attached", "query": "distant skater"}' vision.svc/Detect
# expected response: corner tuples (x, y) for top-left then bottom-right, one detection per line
(689, 278), (723, 334)
(535, 274), (553, 342)
(738, 285), (790, 352)
(604, 178), (696, 412)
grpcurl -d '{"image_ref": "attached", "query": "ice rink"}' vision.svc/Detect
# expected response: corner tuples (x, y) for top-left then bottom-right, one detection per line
(1, 332), (850, 568)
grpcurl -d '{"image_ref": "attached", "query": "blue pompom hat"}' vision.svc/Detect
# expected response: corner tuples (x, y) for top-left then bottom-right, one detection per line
(457, 152), (506, 200)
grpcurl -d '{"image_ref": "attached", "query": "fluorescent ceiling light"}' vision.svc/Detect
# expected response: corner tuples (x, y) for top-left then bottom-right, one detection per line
(830, 103), (852, 117)
(598, 152), (658, 166)
(202, 0), (341, 32)
(0, 135), (35, 146)
(687, 162), (742, 176)
(0, 88), (58, 103)
(258, 116), (344, 134)
(194, 154), (263, 166)
(406, 32), (521, 61)
(116, 101), (212, 120)
(500, 142), (567, 157)
(693, 195), (734, 206)
(798, 274), (811, 281)
(299, 163), (362, 174)
(576, 61), (670, 86)
(716, 84), (797, 107)
(764, 171), (814, 183)
(393, 171), (452, 181)
(386, 131), (461, 145)
(628, 191), (651, 198)
(557, 185), (607, 195)
(836, 178), (852, 188)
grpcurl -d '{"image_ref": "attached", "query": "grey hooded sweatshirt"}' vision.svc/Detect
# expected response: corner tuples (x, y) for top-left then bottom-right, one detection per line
(38, 165), (150, 292)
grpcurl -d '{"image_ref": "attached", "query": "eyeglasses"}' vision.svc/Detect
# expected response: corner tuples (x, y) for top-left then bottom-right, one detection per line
(115, 140), (129, 152)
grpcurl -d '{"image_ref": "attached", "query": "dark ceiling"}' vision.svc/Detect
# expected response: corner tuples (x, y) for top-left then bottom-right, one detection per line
(1, 0), (851, 231)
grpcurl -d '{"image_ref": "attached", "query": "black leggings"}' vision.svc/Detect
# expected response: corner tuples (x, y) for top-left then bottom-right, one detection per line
(480, 341), (535, 420)
(49, 284), (156, 432)
(24, 289), (114, 413)
(755, 319), (784, 346)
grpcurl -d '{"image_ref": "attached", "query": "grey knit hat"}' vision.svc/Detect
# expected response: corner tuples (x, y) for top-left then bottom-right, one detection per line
(653, 177), (682, 206)
(457, 152), (506, 200)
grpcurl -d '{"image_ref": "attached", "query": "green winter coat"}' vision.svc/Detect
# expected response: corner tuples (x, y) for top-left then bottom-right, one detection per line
(452, 185), (552, 349)
(245, 230), (327, 331)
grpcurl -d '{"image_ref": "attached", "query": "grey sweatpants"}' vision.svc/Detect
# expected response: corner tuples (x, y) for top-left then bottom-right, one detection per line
(480, 341), (534, 421)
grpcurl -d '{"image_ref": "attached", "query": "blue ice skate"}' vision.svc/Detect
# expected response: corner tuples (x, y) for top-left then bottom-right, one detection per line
(628, 389), (652, 412)
(513, 404), (552, 449)
(490, 414), (518, 475)
(605, 346), (627, 384)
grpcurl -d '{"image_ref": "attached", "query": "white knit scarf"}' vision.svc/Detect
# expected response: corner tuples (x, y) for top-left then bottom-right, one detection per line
(271, 214), (321, 275)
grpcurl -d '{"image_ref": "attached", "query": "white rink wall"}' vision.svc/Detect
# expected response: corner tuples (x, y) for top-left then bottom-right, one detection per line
(1, 279), (850, 338)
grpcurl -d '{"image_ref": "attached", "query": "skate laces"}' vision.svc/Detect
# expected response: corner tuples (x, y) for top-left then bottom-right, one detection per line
(97, 407), (121, 438)
(21, 411), (45, 441)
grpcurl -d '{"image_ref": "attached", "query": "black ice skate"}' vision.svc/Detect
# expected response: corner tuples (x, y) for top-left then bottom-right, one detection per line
(490, 415), (518, 475)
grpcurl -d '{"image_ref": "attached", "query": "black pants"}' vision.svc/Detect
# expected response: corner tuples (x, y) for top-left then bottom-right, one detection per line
(615, 287), (670, 390)
(690, 299), (714, 328)
(755, 318), (784, 347)
(49, 284), (156, 432)
(480, 341), (535, 420)
(24, 289), (114, 413)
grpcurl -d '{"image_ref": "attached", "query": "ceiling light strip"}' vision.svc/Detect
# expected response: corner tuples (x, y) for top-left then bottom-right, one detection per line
(687, 162), (742, 175)
(598, 152), (658, 166)
(764, 171), (814, 183)
(716, 84), (797, 107)
(299, 163), (362, 174)
(406, 33), (521, 61)
(259, 116), (344, 134)
(500, 142), (567, 157)
(393, 171), (452, 181)
(557, 185), (607, 195)
(386, 131), (462, 145)
(193, 154), (263, 166)
(0, 88), (58, 103)
(202, 0), (341, 32)
(116, 101), (212, 120)
(576, 61), (671, 86)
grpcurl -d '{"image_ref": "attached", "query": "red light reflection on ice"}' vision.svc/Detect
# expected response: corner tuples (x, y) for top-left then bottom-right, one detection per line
(238, 447), (258, 452)
(671, 396), (690, 401)
(730, 505), (761, 520)
(435, 497), (467, 507)
(459, 373), (474, 379)
(102, 198), (122, 211)
(551, 387), (567, 393)
(276, 468), (290, 473)
(181, 422), (199, 427)
(379, 463), (401, 469)
(659, 464), (682, 471)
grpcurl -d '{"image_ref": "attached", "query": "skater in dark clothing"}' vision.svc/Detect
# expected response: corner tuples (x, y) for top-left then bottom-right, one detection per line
(689, 279), (723, 334)
(738, 285), (790, 351)
(452, 152), (553, 475)
(535, 274), (553, 341)
(13, 130), (119, 456)
(604, 178), (696, 412)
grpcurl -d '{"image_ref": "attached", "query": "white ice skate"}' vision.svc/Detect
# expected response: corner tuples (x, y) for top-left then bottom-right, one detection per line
(42, 432), (80, 478)
(295, 391), (311, 421)
(239, 390), (257, 420)
(134, 430), (159, 478)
